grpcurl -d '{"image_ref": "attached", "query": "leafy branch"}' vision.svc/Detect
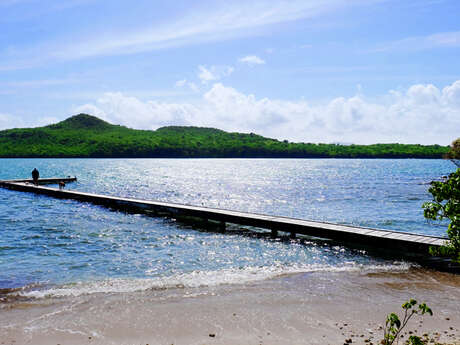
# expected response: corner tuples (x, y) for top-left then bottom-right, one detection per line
(383, 299), (433, 345)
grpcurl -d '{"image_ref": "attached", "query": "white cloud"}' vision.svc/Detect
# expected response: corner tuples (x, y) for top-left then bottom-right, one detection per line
(1, 0), (375, 69)
(0, 112), (25, 130)
(175, 79), (187, 87)
(197, 65), (234, 84)
(239, 55), (265, 65)
(63, 1), (366, 59)
(72, 80), (460, 145)
(1, 77), (80, 88)
(373, 31), (460, 52)
(73, 103), (107, 120)
(429, 31), (460, 46)
(74, 92), (199, 130)
(175, 79), (200, 93)
(198, 66), (216, 83)
(442, 80), (460, 106)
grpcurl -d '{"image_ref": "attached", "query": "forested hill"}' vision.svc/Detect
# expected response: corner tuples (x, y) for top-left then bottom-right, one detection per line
(0, 114), (449, 158)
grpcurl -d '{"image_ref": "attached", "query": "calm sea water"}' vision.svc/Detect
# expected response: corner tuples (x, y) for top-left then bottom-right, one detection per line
(0, 158), (455, 297)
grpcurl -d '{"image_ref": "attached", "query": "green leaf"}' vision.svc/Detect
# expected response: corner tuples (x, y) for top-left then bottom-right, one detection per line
(408, 335), (425, 345)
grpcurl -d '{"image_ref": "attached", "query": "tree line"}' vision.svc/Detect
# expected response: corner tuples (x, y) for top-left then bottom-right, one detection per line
(0, 114), (450, 159)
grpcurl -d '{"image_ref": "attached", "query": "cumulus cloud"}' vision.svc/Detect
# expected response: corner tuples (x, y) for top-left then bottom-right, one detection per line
(239, 55), (266, 65)
(442, 80), (460, 106)
(73, 80), (460, 145)
(75, 92), (199, 130)
(198, 66), (215, 83)
(197, 65), (234, 84)
(175, 79), (199, 92)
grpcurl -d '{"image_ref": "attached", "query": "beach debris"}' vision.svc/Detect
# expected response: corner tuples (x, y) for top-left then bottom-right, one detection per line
(209, 333), (216, 337)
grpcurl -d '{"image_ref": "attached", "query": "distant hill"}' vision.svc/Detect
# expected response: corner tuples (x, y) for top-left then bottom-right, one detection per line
(0, 114), (449, 158)
(48, 113), (113, 130)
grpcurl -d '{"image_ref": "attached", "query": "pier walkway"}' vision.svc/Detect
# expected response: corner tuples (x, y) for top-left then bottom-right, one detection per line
(2, 177), (77, 185)
(0, 177), (449, 261)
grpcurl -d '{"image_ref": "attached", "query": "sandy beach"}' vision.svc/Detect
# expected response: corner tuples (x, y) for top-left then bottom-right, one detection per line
(1, 267), (460, 345)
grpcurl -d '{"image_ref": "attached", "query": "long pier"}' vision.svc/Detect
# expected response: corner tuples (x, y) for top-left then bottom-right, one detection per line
(2, 177), (78, 185)
(1, 177), (457, 272)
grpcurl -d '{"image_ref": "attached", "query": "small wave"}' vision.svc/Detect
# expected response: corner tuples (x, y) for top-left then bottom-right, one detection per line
(0, 286), (22, 296)
(0, 283), (42, 303)
(14, 262), (412, 299)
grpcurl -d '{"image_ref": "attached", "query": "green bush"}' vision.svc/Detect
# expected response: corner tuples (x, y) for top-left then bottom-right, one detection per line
(423, 168), (460, 262)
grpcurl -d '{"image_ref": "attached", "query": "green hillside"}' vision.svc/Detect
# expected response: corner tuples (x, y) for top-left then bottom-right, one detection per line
(0, 114), (449, 158)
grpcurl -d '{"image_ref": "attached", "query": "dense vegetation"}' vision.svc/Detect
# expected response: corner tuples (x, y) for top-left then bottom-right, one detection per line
(424, 167), (460, 263)
(423, 138), (460, 263)
(446, 138), (460, 160)
(0, 114), (450, 158)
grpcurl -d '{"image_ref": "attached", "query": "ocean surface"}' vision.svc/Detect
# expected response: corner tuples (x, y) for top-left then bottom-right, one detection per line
(0, 158), (455, 299)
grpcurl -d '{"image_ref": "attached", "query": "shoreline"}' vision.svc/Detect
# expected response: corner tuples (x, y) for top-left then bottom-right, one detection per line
(1, 268), (460, 345)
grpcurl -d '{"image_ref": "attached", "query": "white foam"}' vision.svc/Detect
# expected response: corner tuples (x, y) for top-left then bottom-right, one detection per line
(16, 261), (412, 299)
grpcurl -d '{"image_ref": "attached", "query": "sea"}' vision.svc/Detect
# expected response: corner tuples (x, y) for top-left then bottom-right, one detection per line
(0, 158), (455, 300)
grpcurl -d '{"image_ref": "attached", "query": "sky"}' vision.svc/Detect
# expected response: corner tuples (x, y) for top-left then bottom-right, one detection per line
(0, 0), (459, 145)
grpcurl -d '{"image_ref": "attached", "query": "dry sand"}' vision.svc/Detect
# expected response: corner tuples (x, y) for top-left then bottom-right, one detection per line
(1, 268), (460, 345)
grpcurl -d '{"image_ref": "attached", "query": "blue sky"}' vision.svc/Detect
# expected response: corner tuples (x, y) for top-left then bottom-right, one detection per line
(0, 0), (459, 144)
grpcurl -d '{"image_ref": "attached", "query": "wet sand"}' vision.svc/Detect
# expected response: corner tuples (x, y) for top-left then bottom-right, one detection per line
(1, 268), (460, 345)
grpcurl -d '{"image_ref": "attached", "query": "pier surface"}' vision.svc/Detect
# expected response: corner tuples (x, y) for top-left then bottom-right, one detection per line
(0, 177), (77, 185)
(1, 177), (456, 271)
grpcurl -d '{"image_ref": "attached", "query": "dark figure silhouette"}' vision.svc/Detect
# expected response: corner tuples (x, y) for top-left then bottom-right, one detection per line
(32, 168), (39, 185)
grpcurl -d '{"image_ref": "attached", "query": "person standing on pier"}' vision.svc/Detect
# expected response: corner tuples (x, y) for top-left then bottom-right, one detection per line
(31, 168), (39, 185)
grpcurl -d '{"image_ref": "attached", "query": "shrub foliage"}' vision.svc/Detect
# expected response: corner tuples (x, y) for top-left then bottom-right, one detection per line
(423, 167), (460, 262)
